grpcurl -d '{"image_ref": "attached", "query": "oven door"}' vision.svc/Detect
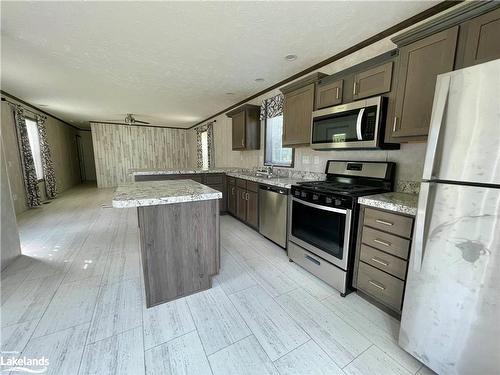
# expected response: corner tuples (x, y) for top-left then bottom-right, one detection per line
(311, 96), (382, 150)
(289, 197), (352, 270)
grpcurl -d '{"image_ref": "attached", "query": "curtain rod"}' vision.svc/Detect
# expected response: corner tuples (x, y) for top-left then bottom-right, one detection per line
(1, 97), (43, 118)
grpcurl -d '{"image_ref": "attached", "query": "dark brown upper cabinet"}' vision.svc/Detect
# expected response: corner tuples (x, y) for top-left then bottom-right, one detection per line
(226, 104), (260, 151)
(456, 6), (500, 69)
(315, 79), (343, 109)
(280, 72), (326, 147)
(390, 27), (458, 140)
(352, 61), (393, 100)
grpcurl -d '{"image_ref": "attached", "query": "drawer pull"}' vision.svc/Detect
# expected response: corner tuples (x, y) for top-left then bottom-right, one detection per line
(305, 255), (320, 266)
(374, 238), (391, 247)
(369, 280), (386, 290)
(375, 219), (393, 226)
(371, 257), (389, 267)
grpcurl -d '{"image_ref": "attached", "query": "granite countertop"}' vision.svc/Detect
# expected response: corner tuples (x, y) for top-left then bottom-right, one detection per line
(131, 168), (242, 176)
(358, 192), (419, 216)
(112, 180), (222, 208)
(226, 172), (322, 189)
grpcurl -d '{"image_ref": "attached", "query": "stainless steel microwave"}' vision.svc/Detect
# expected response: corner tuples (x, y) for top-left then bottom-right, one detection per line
(311, 96), (398, 150)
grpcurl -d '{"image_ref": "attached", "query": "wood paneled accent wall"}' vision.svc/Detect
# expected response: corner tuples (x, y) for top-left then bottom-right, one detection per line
(91, 122), (193, 188)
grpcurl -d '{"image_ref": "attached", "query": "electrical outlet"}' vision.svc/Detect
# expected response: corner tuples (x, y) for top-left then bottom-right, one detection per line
(302, 155), (310, 164)
(313, 156), (320, 165)
(12, 193), (17, 201)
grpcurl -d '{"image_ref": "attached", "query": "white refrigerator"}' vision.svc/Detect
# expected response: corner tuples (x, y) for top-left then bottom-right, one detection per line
(399, 59), (500, 374)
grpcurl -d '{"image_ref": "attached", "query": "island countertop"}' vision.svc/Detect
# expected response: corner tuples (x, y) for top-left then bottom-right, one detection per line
(112, 180), (222, 208)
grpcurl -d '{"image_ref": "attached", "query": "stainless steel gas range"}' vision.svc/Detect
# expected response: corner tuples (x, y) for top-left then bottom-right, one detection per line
(288, 160), (395, 296)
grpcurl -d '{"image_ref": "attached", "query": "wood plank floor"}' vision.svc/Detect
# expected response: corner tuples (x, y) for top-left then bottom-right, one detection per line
(1, 184), (429, 375)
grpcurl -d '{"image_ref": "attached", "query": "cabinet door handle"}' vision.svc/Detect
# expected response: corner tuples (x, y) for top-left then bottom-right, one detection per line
(246, 192), (249, 201)
(353, 81), (357, 96)
(371, 257), (389, 267)
(374, 238), (391, 247)
(335, 87), (340, 99)
(369, 280), (386, 290)
(375, 219), (393, 226)
(241, 138), (244, 147)
(392, 116), (398, 132)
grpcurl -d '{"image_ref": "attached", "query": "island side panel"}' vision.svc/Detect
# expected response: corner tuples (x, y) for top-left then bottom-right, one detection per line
(138, 199), (219, 307)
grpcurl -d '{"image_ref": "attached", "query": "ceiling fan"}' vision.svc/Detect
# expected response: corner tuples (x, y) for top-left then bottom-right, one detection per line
(94, 113), (151, 125)
(123, 113), (150, 125)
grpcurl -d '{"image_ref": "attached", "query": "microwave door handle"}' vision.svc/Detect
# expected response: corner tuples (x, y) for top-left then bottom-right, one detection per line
(356, 108), (365, 141)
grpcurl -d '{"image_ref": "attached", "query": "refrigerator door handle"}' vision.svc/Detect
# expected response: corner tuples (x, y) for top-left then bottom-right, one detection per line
(422, 75), (451, 181)
(413, 182), (432, 272)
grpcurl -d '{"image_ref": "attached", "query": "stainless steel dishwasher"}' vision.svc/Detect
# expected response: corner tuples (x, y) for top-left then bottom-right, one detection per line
(258, 185), (288, 248)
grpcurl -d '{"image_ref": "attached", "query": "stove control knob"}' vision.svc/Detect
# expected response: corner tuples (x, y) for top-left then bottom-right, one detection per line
(294, 191), (300, 196)
(312, 194), (319, 201)
(301, 192), (307, 198)
(325, 197), (332, 204)
(335, 199), (341, 206)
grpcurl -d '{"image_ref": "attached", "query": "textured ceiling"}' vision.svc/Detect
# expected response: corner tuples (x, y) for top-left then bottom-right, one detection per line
(1, 1), (438, 129)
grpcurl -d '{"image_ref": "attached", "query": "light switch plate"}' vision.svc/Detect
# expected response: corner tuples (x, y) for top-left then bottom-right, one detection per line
(313, 156), (320, 165)
(302, 155), (310, 164)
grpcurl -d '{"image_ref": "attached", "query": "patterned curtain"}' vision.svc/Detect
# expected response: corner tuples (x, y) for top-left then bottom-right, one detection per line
(195, 121), (215, 169)
(12, 104), (41, 208)
(36, 115), (57, 199)
(260, 94), (284, 120)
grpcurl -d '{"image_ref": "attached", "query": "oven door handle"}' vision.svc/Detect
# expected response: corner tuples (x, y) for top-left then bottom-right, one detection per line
(292, 197), (348, 214)
(356, 108), (365, 141)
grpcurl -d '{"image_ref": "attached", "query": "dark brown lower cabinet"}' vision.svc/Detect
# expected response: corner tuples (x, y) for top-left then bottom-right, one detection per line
(246, 190), (258, 228)
(236, 186), (247, 221)
(228, 178), (259, 229)
(227, 179), (236, 215)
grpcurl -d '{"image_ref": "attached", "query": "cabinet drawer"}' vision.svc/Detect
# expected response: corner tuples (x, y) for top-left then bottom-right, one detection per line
(362, 226), (410, 260)
(288, 242), (346, 292)
(357, 262), (404, 311)
(227, 176), (235, 185)
(360, 244), (407, 280)
(364, 207), (413, 238)
(205, 174), (224, 185)
(247, 181), (259, 193)
(236, 178), (247, 189)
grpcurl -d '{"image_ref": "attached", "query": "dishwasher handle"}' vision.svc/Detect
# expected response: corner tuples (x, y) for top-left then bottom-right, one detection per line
(259, 185), (287, 195)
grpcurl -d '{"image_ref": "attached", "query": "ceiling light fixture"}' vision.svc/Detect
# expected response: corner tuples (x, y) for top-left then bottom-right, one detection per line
(225, 92), (234, 95)
(255, 78), (265, 82)
(38, 104), (49, 107)
(285, 54), (298, 61)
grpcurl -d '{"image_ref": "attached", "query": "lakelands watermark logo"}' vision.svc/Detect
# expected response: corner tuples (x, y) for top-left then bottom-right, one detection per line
(1, 351), (49, 373)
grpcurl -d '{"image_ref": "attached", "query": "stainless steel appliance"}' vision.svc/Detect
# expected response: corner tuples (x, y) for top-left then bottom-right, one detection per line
(311, 96), (398, 150)
(259, 185), (287, 248)
(288, 160), (395, 295)
(399, 59), (500, 375)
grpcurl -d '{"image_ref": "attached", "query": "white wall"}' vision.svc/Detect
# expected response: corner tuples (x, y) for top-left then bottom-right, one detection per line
(1, 136), (21, 270)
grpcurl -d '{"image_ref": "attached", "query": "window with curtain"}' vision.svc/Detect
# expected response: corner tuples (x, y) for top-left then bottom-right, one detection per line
(265, 115), (293, 166)
(25, 118), (44, 180)
(201, 130), (209, 170)
(261, 94), (293, 167)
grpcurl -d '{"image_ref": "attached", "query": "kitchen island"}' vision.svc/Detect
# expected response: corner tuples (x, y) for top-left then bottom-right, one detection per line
(112, 179), (222, 307)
